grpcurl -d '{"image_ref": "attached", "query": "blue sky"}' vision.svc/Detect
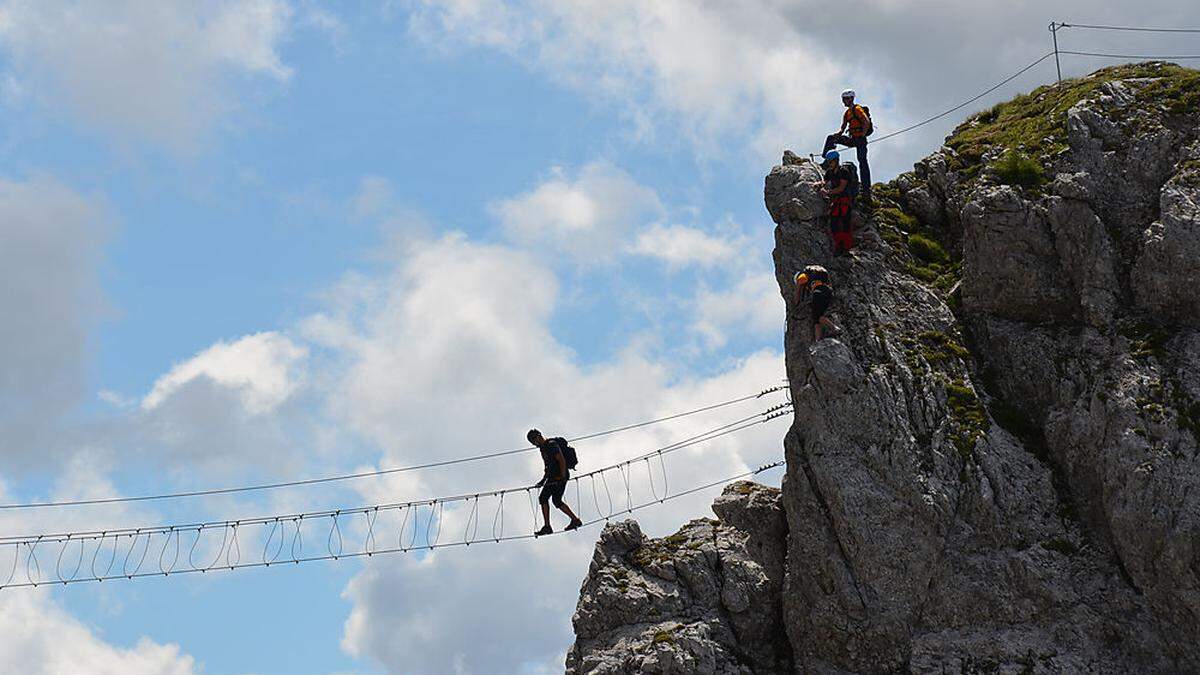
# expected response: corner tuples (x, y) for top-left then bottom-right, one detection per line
(1, 1), (1197, 673)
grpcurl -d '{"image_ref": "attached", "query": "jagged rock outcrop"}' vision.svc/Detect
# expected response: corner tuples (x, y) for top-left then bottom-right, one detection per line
(566, 482), (792, 674)
(569, 62), (1200, 673)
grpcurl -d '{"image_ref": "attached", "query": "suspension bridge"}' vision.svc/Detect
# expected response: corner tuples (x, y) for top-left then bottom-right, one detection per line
(0, 385), (793, 590)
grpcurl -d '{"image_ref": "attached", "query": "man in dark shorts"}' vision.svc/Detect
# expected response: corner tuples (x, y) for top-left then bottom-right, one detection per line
(794, 267), (842, 342)
(528, 429), (583, 536)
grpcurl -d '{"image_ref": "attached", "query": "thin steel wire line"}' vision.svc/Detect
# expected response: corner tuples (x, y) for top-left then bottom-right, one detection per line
(1059, 23), (1200, 33)
(1060, 50), (1200, 60)
(866, 52), (1056, 146)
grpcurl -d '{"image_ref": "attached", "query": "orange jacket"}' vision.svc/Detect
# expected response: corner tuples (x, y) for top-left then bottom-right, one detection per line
(843, 105), (870, 137)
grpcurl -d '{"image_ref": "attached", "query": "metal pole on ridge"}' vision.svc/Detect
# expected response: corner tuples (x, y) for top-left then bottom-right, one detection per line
(1049, 22), (1063, 83)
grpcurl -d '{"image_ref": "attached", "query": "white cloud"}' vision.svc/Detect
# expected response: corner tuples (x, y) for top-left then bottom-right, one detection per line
(0, 176), (109, 467)
(0, 0), (294, 149)
(693, 273), (783, 349)
(630, 223), (738, 268)
(142, 332), (307, 414)
(408, 1), (847, 161)
(121, 332), (315, 476)
(490, 162), (663, 260)
(408, 0), (1200, 175)
(0, 591), (196, 675)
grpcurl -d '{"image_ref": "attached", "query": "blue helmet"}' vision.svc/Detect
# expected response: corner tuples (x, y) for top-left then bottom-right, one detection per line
(822, 150), (840, 164)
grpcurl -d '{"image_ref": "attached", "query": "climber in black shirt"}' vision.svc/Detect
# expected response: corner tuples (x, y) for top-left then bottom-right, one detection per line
(528, 428), (583, 536)
(814, 151), (856, 255)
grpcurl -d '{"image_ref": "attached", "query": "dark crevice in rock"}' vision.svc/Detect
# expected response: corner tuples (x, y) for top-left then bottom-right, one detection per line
(795, 438), (869, 614)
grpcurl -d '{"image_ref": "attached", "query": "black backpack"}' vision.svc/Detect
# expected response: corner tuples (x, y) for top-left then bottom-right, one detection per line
(860, 105), (874, 137)
(553, 438), (579, 469)
(840, 162), (860, 197)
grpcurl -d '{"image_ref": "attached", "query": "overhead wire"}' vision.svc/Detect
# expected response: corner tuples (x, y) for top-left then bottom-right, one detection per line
(864, 52), (1056, 146)
(0, 384), (788, 511)
(1060, 50), (1200, 60)
(1058, 23), (1200, 34)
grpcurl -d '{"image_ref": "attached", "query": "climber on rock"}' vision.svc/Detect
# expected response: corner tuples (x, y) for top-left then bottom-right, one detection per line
(794, 266), (842, 342)
(813, 150), (857, 255)
(528, 429), (583, 536)
(822, 89), (872, 202)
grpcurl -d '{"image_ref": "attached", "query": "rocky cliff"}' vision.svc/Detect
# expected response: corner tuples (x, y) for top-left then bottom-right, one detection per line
(567, 62), (1200, 673)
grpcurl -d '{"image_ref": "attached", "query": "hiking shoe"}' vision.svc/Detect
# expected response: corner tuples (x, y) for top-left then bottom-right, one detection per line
(565, 518), (583, 531)
(535, 525), (553, 537)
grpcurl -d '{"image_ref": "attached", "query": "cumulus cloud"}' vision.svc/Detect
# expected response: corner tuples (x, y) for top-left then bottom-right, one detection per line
(142, 332), (307, 414)
(693, 273), (783, 350)
(0, 176), (109, 468)
(408, 0), (847, 161)
(630, 223), (739, 268)
(0, 591), (195, 675)
(408, 0), (1200, 174)
(0, 0), (295, 149)
(120, 331), (323, 478)
(490, 162), (663, 261)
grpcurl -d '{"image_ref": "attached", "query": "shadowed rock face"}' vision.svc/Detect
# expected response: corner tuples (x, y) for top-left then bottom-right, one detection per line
(568, 63), (1200, 674)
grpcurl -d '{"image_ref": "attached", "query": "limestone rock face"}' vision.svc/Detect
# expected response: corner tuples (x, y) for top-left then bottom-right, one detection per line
(565, 482), (792, 674)
(567, 63), (1200, 673)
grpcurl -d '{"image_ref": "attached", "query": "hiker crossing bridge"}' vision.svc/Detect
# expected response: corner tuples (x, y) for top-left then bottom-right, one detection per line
(0, 385), (792, 590)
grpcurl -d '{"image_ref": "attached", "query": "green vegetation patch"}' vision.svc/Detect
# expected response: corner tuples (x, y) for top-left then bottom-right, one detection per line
(1136, 65), (1200, 115)
(631, 531), (696, 567)
(1041, 537), (1079, 556)
(1119, 317), (1173, 363)
(908, 233), (949, 264)
(873, 205), (916, 248)
(869, 188), (962, 291)
(652, 628), (676, 644)
(946, 380), (988, 461)
(901, 330), (971, 371)
(993, 149), (1046, 189)
(948, 62), (1199, 167)
(1151, 377), (1200, 447)
(728, 481), (759, 496)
